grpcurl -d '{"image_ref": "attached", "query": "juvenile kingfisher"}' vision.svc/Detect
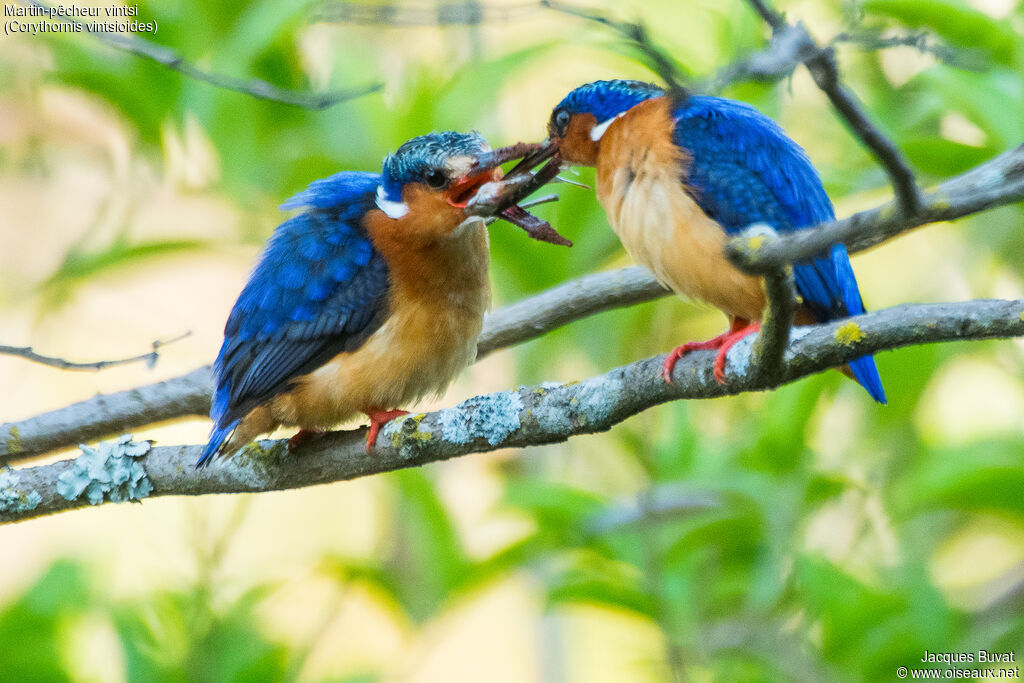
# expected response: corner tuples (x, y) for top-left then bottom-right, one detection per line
(545, 79), (885, 402)
(199, 131), (565, 465)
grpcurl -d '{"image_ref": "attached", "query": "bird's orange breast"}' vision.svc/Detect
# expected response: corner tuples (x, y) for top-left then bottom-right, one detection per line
(595, 97), (766, 323)
(271, 214), (491, 429)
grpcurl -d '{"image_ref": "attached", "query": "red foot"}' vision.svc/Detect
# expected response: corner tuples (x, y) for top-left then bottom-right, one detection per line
(365, 409), (410, 454)
(288, 428), (323, 450)
(661, 321), (761, 385)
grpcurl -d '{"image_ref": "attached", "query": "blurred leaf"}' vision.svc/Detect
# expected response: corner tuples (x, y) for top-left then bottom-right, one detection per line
(914, 68), (1024, 148)
(901, 138), (995, 177)
(864, 0), (1018, 66)
(503, 479), (606, 545)
(0, 560), (90, 683)
(111, 585), (288, 683)
(378, 470), (471, 623)
(544, 551), (656, 618)
(41, 238), (208, 305)
(796, 555), (903, 659)
(899, 441), (1024, 516)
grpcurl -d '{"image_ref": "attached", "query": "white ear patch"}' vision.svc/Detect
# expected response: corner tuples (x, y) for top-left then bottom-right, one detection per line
(590, 113), (625, 141)
(376, 185), (409, 219)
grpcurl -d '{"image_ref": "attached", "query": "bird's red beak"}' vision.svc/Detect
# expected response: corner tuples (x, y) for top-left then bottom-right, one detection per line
(445, 168), (502, 209)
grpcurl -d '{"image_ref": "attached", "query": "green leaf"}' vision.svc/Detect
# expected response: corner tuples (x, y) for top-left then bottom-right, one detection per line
(899, 441), (1024, 515)
(901, 138), (995, 177)
(544, 551), (656, 618)
(864, 0), (1018, 66)
(503, 479), (606, 540)
(381, 470), (470, 623)
(0, 561), (90, 682)
(796, 556), (903, 660)
(41, 238), (208, 305)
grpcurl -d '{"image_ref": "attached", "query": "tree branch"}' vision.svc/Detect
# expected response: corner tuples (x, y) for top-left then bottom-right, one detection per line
(702, 20), (816, 92)
(705, 27), (984, 94)
(727, 142), (1024, 273)
(4, 297), (1022, 525)
(23, 0), (382, 110)
(0, 332), (190, 372)
(739, 226), (795, 383)
(0, 267), (669, 466)
(5, 139), (1022, 465)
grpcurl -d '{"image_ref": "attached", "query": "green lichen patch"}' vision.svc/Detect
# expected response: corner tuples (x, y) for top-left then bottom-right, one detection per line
(6, 426), (23, 456)
(385, 414), (434, 450)
(236, 440), (289, 479)
(746, 234), (767, 251)
(56, 434), (153, 505)
(834, 321), (865, 347)
(0, 468), (42, 513)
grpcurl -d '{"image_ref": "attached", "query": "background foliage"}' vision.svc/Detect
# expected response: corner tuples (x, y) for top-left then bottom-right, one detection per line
(1, 0), (1023, 681)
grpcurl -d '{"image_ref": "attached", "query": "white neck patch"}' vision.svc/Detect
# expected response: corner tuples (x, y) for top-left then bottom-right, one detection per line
(590, 112), (626, 141)
(376, 185), (409, 219)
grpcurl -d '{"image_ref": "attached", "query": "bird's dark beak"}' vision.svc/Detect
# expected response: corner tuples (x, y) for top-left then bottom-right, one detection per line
(473, 140), (556, 172)
(459, 140), (571, 247)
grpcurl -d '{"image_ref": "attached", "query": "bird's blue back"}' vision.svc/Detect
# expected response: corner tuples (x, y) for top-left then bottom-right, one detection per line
(672, 96), (885, 402)
(201, 171), (392, 464)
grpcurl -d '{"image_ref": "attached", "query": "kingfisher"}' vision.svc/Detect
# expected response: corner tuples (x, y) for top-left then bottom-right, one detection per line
(199, 131), (566, 466)
(545, 79), (885, 402)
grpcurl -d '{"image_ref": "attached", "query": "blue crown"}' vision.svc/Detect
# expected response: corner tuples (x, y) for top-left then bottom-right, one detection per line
(379, 131), (487, 202)
(554, 79), (664, 124)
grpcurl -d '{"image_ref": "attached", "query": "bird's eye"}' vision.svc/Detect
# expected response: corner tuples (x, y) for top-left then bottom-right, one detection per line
(424, 168), (447, 188)
(554, 109), (571, 135)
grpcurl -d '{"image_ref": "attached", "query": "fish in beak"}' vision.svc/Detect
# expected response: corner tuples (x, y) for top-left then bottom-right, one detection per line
(451, 140), (571, 247)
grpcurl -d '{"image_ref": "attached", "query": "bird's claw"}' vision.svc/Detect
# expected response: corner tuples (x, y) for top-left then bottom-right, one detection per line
(365, 409), (411, 454)
(662, 323), (760, 385)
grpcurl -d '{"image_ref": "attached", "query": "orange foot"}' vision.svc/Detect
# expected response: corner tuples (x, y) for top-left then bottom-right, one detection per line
(662, 322), (761, 385)
(365, 409), (410, 454)
(288, 428), (323, 450)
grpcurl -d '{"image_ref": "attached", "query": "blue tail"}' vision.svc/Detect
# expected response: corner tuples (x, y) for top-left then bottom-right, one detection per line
(848, 354), (886, 404)
(197, 419), (239, 468)
(830, 243), (886, 404)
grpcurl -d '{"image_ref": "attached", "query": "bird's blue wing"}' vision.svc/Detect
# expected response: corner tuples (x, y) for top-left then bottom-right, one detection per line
(673, 96), (885, 402)
(201, 171), (390, 463)
(673, 96), (845, 318)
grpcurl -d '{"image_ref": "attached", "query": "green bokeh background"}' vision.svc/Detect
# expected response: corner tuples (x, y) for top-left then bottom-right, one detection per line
(1, 0), (1023, 681)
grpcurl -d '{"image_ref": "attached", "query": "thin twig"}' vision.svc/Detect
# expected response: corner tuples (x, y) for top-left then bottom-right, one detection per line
(312, 0), (543, 27)
(22, 0), (382, 110)
(703, 22), (815, 92)
(705, 25), (985, 94)
(831, 31), (987, 71)
(4, 297), (1024, 525)
(740, 1), (923, 215)
(745, 0), (785, 29)
(541, 0), (688, 101)
(0, 332), (191, 372)
(585, 485), (721, 535)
